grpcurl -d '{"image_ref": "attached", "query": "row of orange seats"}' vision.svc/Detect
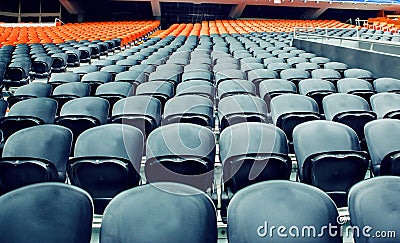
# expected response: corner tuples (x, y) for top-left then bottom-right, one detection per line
(365, 17), (400, 33)
(0, 20), (160, 47)
(150, 19), (356, 38)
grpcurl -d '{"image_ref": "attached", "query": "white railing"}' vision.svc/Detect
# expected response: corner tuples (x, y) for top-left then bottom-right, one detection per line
(293, 27), (400, 55)
(293, 27), (360, 40)
(355, 18), (368, 27)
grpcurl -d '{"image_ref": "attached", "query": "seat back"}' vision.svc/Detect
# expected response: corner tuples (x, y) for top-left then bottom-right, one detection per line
(299, 79), (336, 112)
(373, 78), (400, 93)
(271, 94), (321, 142)
(323, 93), (376, 140)
(370, 93), (400, 119)
(8, 82), (52, 107)
(0, 97), (57, 140)
(70, 124), (144, 213)
(365, 119), (400, 176)
(220, 123), (291, 193)
(218, 94), (268, 131)
(0, 125), (72, 192)
(162, 95), (214, 127)
(111, 96), (161, 137)
(0, 183), (93, 243)
(146, 123), (216, 191)
(228, 181), (341, 243)
(349, 176), (400, 243)
(293, 120), (368, 206)
(101, 182), (217, 243)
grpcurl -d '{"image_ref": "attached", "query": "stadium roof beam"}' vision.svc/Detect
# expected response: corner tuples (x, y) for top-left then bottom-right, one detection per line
(59, 0), (84, 15)
(151, 0), (161, 17)
(300, 6), (328, 19)
(229, 3), (247, 18)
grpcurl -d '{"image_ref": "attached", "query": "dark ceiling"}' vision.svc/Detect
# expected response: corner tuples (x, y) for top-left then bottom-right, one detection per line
(0, 0), (386, 24)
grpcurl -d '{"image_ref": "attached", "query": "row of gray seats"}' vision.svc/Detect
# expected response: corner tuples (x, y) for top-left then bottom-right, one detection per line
(0, 176), (398, 243)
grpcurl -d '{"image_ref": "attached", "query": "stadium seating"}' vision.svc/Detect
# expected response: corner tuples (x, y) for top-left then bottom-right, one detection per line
(293, 120), (369, 207)
(101, 182), (217, 243)
(0, 183), (93, 243)
(68, 124), (144, 213)
(349, 176), (400, 243)
(365, 119), (400, 176)
(227, 181), (342, 242)
(0, 125), (72, 193)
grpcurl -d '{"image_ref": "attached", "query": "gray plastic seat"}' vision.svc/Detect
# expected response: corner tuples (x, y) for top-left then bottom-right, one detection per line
(182, 70), (213, 83)
(246, 69), (278, 90)
(271, 94), (321, 148)
(263, 57), (285, 66)
(115, 59), (139, 69)
(227, 180), (341, 243)
(145, 123), (216, 191)
(184, 63), (211, 72)
(215, 69), (246, 86)
(129, 64), (156, 74)
(176, 80), (214, 100)
(136, 81), (174, 108)
(218, 94), (269, 131)
(31, 55), (53, 78)
(69, 124), (144, 214)
(55, 97), (109, 152)
(149, 70), (181, 85)
(219, 123), (291, 221)
(259, 79), (297, 111)
(213, 63), (240, 73)
(72, 65), (98, 78)
(48, 72), (80, 89)
(337, 78), (376, 102)
(323, 93), (376, 148)
(298, 79), (336, 112)
(348, 176), (400, 243)
(218, 79), (256, 100)
(295, 62), (320, 72)
(344, 68), (374, 82)
(81, 71), (112, 94)
(287, 57), (308, 67)
(370, 93), (400, 119)
(293, 120), (368, 207)
(51, 82), (91, 114)
(92, 59), (113, 70)
(95, 82), (134, 112)
(114, 70), (147, 87)
(156, 63), (183, 74)
(110, 96), (161, 137)
(101, 182), (217, 243)
(0, 97), (57, 140)
(0, 125), (72, 192)
(311, 69), (341, 83)
(100, 65), (126, 80)
(324, 61), (348, 75)
(266, 62), (291, 74)
(310, 56), (331, 67)
(280, 68), (310, 84)
(51, 52), (68, 72)
(366, 119), (400, 177)
(0, 183), (93, 243)
(162, 95), (214, 128)
(7, 82), (52, 108)
(373, 77), (400, 93)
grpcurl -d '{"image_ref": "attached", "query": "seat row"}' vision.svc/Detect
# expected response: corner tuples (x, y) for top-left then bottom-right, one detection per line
(2, 117), (400, 214)
(0, 175), (399, 242)
(0, 20), (160, 46)
(151, 19), (354, 38)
